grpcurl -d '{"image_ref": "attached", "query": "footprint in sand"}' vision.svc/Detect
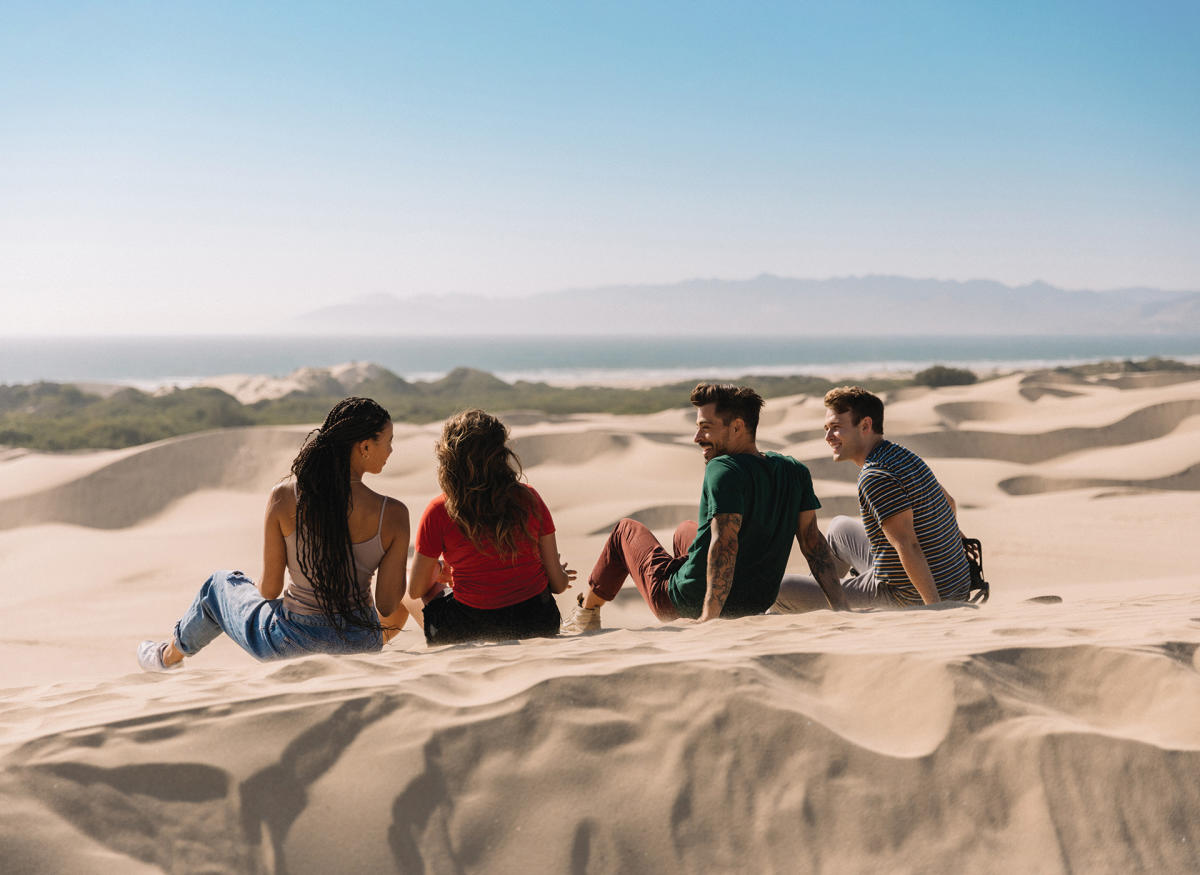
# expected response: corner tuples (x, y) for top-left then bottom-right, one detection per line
(1026, 595), (1063, 604)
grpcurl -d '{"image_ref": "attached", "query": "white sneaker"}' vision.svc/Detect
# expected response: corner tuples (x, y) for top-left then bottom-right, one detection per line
(137, 640), (181, 673)
(560, 594), (602, 634)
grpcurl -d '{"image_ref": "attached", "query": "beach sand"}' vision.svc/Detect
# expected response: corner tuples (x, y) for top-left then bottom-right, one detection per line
(1, 369), (1198, 873)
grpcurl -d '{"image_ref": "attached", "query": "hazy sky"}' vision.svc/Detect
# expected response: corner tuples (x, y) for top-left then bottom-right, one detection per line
(2, 1), (1198, 333)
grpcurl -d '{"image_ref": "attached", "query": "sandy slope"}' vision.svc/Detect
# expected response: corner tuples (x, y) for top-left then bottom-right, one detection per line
(1, 370), (1198, 873)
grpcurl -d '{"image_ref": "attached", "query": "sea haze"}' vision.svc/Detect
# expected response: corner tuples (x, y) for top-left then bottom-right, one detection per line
(3, 335), (1199, 388)
(292, 277), (1200, 336)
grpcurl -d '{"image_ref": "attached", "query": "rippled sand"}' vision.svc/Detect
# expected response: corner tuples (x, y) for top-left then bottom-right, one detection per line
(2, 369), (1198, 873)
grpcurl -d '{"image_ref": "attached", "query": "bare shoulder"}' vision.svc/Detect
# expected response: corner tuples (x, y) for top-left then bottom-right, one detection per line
(379, 493), (411, 538)
(267, 480), (297, 514)
(383, 494), (410, 523)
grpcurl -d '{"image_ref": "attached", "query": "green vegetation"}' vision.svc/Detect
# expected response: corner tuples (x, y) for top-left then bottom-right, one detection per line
(3, 357), (1192, 451)
(1053, 357), (1200, 377)
(2, 368), (866, 450)
(913, 365), (978, 387)
(0, 383), (252, 451)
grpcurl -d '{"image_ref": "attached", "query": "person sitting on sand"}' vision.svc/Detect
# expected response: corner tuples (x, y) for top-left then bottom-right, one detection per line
(560, 383), (848, 632)
(137, 397), (410, 670)
(773, 386), (969, 612)
(409, 409), (575, 645)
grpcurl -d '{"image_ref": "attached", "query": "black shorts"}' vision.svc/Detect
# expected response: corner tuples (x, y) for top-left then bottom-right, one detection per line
(422, 587), (561, 646)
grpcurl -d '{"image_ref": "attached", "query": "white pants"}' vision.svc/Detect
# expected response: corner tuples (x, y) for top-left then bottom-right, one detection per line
(771, 515), (895, 612)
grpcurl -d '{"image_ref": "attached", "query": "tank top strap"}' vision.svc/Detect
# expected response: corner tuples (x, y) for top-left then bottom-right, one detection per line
(375, 495), (388, 539)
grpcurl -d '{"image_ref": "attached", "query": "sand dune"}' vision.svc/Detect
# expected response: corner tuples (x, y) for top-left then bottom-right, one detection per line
(1, 368), (1198, 872)
(588, 503), (699, 535)
(194, 361), (396, 404)
(509, 430), (635, 467)
(0, 427), (311, 531)
(933, 399), (1029, 426)
(900, 399), (1200, 464)
(2, 599), (1198, 874)
(1000, 461), (1200, 496)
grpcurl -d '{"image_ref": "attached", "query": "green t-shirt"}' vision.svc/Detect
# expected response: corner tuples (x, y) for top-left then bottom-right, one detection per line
(668, 452), (820, 618)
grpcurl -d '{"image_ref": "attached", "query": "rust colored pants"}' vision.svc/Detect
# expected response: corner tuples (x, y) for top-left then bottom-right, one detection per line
(587, 518), (698, 621)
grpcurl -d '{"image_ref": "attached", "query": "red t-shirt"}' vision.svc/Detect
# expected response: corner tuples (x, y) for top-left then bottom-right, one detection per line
(415, 485), (555, 610)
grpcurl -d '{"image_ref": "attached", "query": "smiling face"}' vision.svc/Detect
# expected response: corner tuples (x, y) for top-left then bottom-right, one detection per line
(824, 408), (874, 466)
(358, 420), (395, 475)
(693, 402), (739, 463)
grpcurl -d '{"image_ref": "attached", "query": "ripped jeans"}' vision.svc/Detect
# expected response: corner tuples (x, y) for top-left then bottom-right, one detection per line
(173, 570), (382, 660)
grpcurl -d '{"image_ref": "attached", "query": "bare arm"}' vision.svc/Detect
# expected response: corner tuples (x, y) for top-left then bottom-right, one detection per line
(374, 500), (410, 619)
(879, 509), (941, 605)
(259, 484), (290, 599)
(698, 513), (741, 623)
(538, 533), (576, 594)
(408, 552), (443, 602)
(796, 509), (849, 611)
(378, 605), (410, 642)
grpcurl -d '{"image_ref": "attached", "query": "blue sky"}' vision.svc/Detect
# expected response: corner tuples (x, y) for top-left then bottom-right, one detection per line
(2, 1), (1197, 333)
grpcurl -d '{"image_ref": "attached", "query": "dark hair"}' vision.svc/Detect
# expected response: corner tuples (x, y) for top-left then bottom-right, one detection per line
(436, 409), (535, 557)
(689, 383), (765, 437)
(290, 396), (391, 634)
(823, 386), (884, 434)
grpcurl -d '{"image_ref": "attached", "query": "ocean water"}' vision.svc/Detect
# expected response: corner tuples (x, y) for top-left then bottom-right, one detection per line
(2, 334), (1199, 388)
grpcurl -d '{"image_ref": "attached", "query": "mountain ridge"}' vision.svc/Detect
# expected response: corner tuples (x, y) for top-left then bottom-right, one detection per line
(291, 275), (1200, 335)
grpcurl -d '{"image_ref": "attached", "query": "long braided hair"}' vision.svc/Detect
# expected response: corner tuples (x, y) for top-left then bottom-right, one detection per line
(436, 410), (535, 557)
(290, 396), (391, 634)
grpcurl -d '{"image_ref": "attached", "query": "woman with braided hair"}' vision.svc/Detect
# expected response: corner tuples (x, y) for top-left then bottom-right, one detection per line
(137, 397), (411, 670)
(410, 409), (575, 645)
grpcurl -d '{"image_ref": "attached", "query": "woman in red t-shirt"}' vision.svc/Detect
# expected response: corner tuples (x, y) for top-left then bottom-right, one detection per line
(409, 409), (575, 644)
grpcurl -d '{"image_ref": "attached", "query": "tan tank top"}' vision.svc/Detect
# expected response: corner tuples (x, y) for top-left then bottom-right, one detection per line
(282, 494), (388, 615)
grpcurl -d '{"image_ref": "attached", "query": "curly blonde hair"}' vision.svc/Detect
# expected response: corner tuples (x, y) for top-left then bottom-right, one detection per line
(436, 410), (535, 557)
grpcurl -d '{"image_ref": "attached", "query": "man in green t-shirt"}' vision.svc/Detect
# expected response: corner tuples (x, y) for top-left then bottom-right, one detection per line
(561, 383), (848, 632)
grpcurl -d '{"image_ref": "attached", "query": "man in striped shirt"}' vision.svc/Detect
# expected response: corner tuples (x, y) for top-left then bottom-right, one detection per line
(774, 386), (970, 611)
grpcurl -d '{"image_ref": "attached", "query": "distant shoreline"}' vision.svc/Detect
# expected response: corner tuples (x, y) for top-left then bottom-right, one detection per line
(52, 361), (1109, 395)
(3, 333), (1199, 388)
(72, 356), (1200, 394)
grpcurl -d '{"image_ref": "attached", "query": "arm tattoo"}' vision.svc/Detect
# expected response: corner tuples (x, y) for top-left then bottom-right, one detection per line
(703, 513), (742, 619)
(799, 516), (849, 611)
(805, 539), (837, 578)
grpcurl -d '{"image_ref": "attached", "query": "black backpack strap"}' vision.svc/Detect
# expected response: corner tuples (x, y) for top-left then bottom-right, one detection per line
(962, 536), (990, 604)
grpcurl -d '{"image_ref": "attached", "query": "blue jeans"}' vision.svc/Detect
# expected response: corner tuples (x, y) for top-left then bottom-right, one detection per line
(173, 570), (382, 661)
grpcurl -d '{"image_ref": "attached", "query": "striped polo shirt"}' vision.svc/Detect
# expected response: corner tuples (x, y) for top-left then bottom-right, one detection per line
(858, 440), (971, 606)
